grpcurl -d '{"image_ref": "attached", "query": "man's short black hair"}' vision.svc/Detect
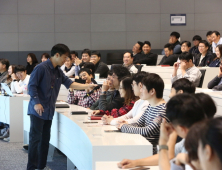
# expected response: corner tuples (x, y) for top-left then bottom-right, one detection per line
(212, 30), (220, 36)
(107, 70), (113, 76)
(172, 78), (196, 94)
(181, 41), (191, 47)
(144, 41), (151, 47)
(112, 65), (131, 81)
(141, 73), (164, 99)
(206, 31), (213, 36)
(199, 40), (209, 48)
(170, 32), (180, 39)
(164, 43), (174, 51)
(81, 49), (91, 56)
(91, 51), (101, 58)
(51, 44), (70, 57)
(15, 65), (26, 73)
(70, 51), (78, 57)
(0, 58), (10, 70)
(179, 52), (193, 62)
(192, 35), (202, 41)
(79, 68), (92, 76)
(166, 93), (206, 128)
(124, 52), (133, 58)
(132, 71), (149, 85)
(137, 41), (144, 51)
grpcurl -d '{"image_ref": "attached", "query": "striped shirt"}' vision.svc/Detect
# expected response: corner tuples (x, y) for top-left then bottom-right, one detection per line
(120, 103), (169, 154)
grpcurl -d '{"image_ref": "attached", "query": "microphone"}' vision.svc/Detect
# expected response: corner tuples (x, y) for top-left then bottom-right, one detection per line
(83, 86), (100, 99)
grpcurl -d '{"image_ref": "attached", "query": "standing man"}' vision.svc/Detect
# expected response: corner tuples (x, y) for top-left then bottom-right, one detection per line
(27, 44), (96, 170)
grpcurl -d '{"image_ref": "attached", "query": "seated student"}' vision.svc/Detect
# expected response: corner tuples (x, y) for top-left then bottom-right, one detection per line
(134, 41), (158, 65)
(6, 65), (18, 87)
(116, 73), (169, 154)
(60, 57), (75, 77)
(90, 51), (109, 78)
(101, 72), (149, 125)
(90, 71), (115, 110)
(169, 78), (196, 98)
(189, 35), (202, 55)
(0, 58), (10, 91)
(117, 94), (206, 169)
(41, 53), (50, 62)
(206, 31), (213, 52)
(132, 41), (144, 62)
(194, 40), (215, 67)
(159, 43), (178, 66)
(26, 53), (38, 75)
(211, 30), (222, 53)
(11, 65), (30, 94)
(122, 52), (138, 74)
(172, 52), (202, 87)
(93, 77), (137, 118)
(162, 32), (181, 55)
(197, 117), (222, 170)
(67, 68), (100, 108)
(70, 50), (78, 64)
(74, 49), (91, 77)
(208, 62), (222, 90)
(98, 65), (130, 111)
(209, 44), (222, 67)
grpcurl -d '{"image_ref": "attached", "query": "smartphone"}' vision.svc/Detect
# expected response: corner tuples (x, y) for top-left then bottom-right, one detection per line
(104, 130), (121, 133)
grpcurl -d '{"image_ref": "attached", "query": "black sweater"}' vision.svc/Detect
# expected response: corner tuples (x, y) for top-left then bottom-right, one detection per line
(134, 52), (158, 65)
(158, 54), (178, 66)
(26, 63), (38, 75)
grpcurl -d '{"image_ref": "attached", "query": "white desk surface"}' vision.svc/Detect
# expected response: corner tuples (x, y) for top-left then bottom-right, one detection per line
(96, 162), (159, 170)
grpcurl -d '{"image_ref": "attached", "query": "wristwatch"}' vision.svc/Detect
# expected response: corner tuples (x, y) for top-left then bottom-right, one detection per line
(159, 145), (168, 152)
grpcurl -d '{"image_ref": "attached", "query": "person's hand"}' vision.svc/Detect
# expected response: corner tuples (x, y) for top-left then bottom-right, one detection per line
(173, 62), (180, 70)
(102, 80), (109, 92)
(159, 119), (173, 145)
(117, 159), (137, 169)
(218, 66), (222, 78)
(180, 61), (187, 71)
(75, 58), (82, 66)
(92, 110), (100, 115)
(34, 104), (44, 116)
(102, 115), (113, 125)
(175, 153), (189, 166)
(11, 73), (17, 80)
(75, 76), (79, 79)
(116, 120), (126, 129)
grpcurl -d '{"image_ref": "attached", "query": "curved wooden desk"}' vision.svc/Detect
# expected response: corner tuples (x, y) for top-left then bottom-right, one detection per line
(23, 101), (152, 170)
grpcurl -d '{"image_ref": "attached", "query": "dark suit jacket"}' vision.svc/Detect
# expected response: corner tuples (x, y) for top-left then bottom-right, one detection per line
(194, 52), (215, 67)
(133, 52), (142, 62)
(95, 61), (109, 78)
(133, 53), (158, 65)
(158, 54), (178, 66)
(208, 75), (222, 90)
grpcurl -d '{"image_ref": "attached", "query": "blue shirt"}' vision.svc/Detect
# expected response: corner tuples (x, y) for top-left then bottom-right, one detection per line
(28, 59), (73, 120)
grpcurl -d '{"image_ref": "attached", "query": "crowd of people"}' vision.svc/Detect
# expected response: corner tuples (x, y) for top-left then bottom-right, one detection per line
(0, 30), (222, 170)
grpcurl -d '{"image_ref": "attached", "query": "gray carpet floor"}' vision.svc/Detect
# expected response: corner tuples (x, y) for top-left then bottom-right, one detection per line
(0, 139), (67, 170)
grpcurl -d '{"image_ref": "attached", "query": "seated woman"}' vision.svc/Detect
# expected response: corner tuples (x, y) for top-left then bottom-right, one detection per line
(92, 77), (137, 119)
(41, 53), (50, 62)
(5, 65), (18, 87)
(209, 44), (222, 67)
(208, 62), (222, 90)
(26, 53), (38, 75)
(60, 57), (75, 77)
(67, 68), (100, 108)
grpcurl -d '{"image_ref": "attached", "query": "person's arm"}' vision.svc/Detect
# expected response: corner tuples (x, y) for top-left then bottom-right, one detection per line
(110, 102), (134, 118)
(212, 84), (222, 91)
(90, 99), (99, 110)
(171, 62), (179, 83)
(208, 76), (221, 89)
(74, 65), (80, 76)
(64, 66), (75, 77)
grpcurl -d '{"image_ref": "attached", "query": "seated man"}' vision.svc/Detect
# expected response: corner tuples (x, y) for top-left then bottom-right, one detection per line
(171, 52), (202, 87)
(118, 93), (206, 169)
(102, 71), (149, 125)
(0, 58), (9, 90)
(67, 68), (100, 108)
(90, 71), (115, 110)
(159, 43), (178, 66)
(189, 35), (202, 55)
(162, 32), (181, 55)
(134, 41), (158, 65)
(74, 49), (91, 77)
(194, 40), (215, 67)
(180, 41), (191, 53)
(211, 30), (222, 53)
(123, 52), (138, 74)
(60, 57), (75, 77)
(90, 51), (109, 78)
(206, 31), (213, 52)
(132, 41), (144, 62)
(117, 73), (169, 154)
(99, 65), (131, 111)
(208, 61), (222, 90)
(11, 65), (30, 94)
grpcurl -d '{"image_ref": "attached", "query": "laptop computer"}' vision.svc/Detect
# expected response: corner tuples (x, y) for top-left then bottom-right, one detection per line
(1, 83), (15, 97)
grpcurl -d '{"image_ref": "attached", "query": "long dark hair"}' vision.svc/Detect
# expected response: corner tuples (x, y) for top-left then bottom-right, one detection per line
(121, 77), (137, 105)
(7, 64), (16, 82)
(27, 53), (38, 65)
